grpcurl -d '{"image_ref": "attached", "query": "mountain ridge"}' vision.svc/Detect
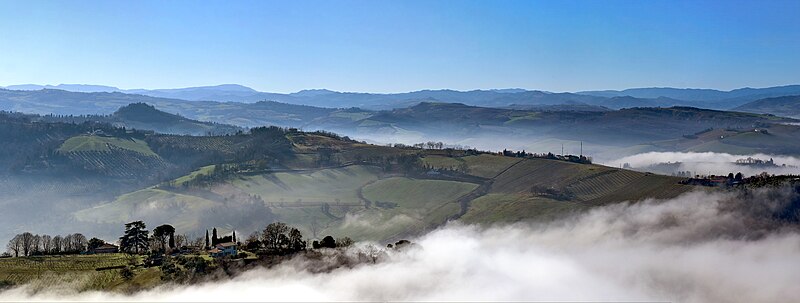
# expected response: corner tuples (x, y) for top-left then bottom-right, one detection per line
(5, 83), (800, 110)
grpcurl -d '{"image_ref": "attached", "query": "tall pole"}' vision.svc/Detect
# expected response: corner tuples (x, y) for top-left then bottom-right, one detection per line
(580, 141), (583, 157)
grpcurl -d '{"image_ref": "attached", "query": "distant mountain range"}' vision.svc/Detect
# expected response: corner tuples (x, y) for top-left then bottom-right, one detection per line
(6, 83), (800, 110)
(0, 88), (341, 129)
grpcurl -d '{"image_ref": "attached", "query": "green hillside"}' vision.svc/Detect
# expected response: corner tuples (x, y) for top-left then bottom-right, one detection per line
(362, 177), (478, 213)
(637, 124), (800, 155)
(423, 154), (521, 178)
(229, 165), (383, 202)
(1, 109), (702, 244)
(56, 134), (174, 179)
(73, 151), (695, 242)
(460, 159), (692, 223)
(59, 135), (156, 156)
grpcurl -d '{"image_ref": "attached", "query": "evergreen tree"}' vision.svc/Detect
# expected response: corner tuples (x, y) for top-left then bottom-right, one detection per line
(87, 237), (105, 251)
(153, 224), (176, 252)
(212, 228), (218, 246)
(205, 230), (210, 248)
(233, 230), (237, 243)
(119, 221), (149, 254)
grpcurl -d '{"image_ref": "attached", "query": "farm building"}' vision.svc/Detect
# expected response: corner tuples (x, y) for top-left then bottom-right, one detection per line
(92, 243), (119, 254)
(209, 242), (237, 258)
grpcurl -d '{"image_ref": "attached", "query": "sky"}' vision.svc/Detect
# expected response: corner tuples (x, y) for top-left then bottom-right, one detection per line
(0, 0), (798, 93)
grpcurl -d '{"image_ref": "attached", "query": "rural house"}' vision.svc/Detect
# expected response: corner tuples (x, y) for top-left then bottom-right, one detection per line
(209, 242), (237, 258)
(92, 243), (119, 254)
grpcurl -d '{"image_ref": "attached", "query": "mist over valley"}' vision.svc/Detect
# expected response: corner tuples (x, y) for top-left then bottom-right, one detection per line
(3, 1), (800, 301)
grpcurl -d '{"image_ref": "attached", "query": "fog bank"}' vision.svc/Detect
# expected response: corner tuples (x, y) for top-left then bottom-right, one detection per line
(3, 190), (800, 302)
(606, 151), (800, 176)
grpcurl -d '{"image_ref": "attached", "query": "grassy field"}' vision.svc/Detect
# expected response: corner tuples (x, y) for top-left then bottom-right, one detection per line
(461, 194), (587, 224)
(422, 156), (464, 170)
(461, 158), (694, 224)
(362, 177), (477, 211)
(0, 254), (161, 292)
(74, 188), (219, 233)
(230, 165), (383, 202)
(173, 165), (216, 186)
(58, 135), (156, 156)
(461, 154), (522, 178)
(228, 170), (477, 241)
(490, 158), (690, 201)
(422, 154), (521, 178)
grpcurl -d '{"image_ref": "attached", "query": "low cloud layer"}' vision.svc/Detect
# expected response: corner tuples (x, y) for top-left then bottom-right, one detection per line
(3, 189), (800, 302)
(606, 151), (800, 176)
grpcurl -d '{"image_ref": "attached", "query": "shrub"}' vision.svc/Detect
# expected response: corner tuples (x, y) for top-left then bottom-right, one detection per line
(119, 266), (135, 281)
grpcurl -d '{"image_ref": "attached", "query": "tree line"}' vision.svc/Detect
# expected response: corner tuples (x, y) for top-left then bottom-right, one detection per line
(501, 149), (592, 164)
(4, 232), (108, 257)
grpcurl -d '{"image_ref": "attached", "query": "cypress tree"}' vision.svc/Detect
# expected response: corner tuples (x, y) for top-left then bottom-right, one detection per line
(233, 230), (237, 243)
(205, 230), (210, 248)
(212, 228), (218, 246)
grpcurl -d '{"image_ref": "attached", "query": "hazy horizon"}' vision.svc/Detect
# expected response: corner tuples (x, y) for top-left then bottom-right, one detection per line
(3, 82), (800, 95)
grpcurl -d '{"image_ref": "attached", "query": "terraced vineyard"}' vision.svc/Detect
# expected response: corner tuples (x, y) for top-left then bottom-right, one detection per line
(57, 135), (173, 178)
(147, 135), (244, 154)
(64, 146), (173, 178)
(58, 135), (156, 155)
(566, 169), (641, 201)
(461, 157), (693, 223)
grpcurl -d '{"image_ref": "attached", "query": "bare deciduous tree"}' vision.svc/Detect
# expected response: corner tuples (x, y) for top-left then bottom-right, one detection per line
(262, 222), (288, 251)
(32, 234), (41, 255)
(20, 232), (34, 256)
(6, 234), (22, 257)
(359, 244), (383, 264)
(63, 234), (75, 252)
(174, 234), (187, 248)
(51, 235), (63, 254)
(41, 235), (52, 254)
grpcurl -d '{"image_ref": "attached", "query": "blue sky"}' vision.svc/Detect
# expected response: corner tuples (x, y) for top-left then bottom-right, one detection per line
(0, 0), (798, 93)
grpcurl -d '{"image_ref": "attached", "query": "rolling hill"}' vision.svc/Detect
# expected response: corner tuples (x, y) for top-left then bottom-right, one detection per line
(733, 95), (800, 118)
(7, 95), (800, 164)
(580, 85), (800, 108)
(6, 88), (800, 159)
(0, 109), (714, 246)
(320, 102), (797, 147)
(72, 147), (696, 243)
(92, 103), (241, 135)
